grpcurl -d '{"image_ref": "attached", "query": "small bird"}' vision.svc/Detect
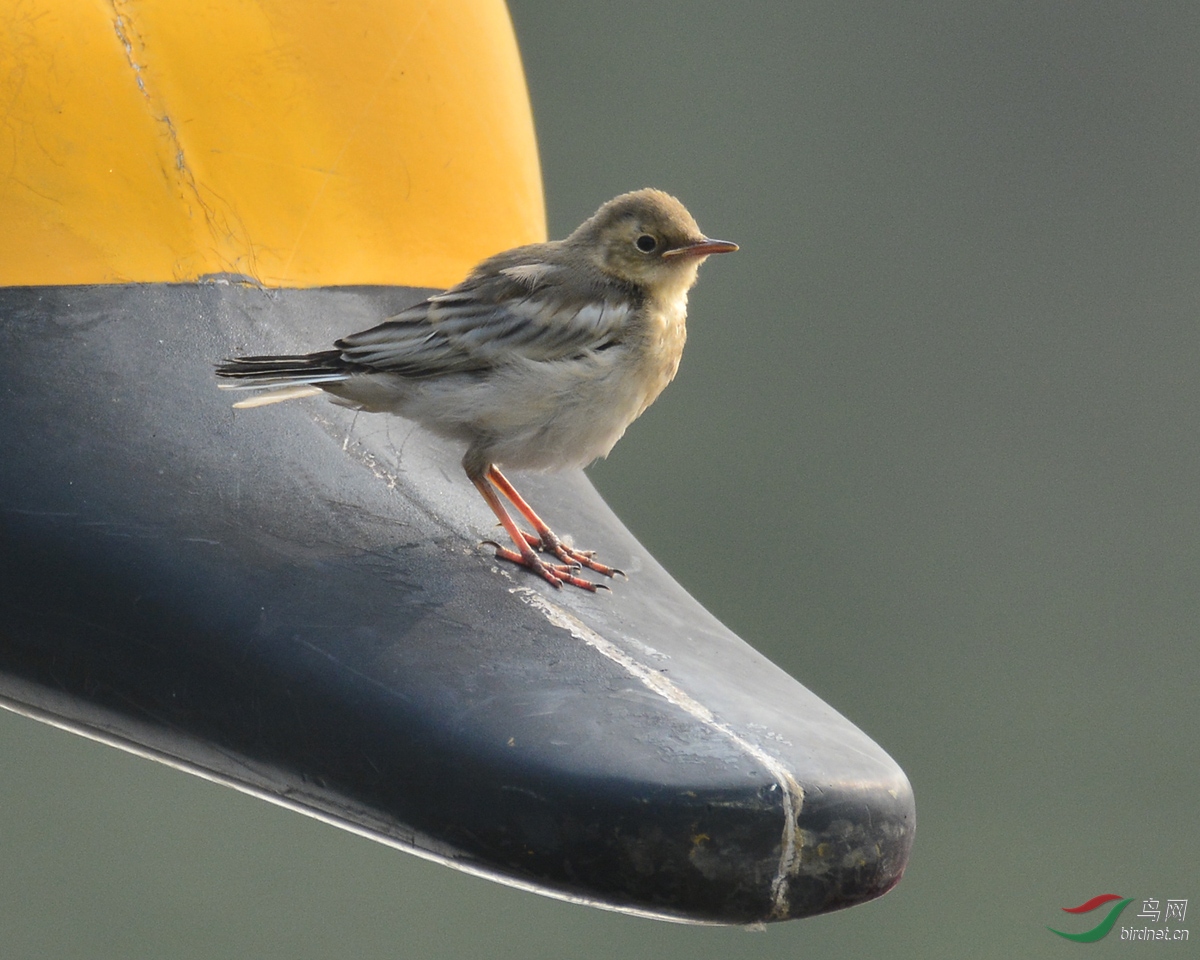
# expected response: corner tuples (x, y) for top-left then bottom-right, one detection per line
(216, 189), (737, 590)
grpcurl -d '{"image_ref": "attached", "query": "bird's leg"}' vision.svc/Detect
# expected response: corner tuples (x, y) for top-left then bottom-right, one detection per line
(487, 466), (622, 579)
(468, 466), (604, 591)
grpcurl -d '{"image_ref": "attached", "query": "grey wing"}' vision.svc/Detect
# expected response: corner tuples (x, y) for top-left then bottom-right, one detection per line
(335, 266), (635, 377)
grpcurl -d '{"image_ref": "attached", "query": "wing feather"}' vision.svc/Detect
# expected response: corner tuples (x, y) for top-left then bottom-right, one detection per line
(335, 262), (636, 377)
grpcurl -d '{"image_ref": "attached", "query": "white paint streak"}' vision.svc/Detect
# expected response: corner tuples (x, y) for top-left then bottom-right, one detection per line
(512, 588), (805, 919)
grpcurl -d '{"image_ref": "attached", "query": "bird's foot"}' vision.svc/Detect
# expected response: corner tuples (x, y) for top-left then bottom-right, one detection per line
(519, 530), (625, 580)
(483, 540), (609, 592)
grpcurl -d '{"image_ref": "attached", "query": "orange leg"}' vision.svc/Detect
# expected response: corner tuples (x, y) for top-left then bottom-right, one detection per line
(469, 468), (606, 591)
(487, 465), (622, 578)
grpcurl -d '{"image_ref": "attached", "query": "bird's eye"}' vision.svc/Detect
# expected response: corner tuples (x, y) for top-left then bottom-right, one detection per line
(635, 234), (658, 253)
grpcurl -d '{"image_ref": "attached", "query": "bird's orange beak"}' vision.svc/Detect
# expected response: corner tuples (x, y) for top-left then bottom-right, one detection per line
(663, 237), (739, 258)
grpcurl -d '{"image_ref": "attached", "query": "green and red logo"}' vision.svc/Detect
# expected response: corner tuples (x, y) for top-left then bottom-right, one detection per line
(1050, 894), (1190, 943)
(1048, 894), (1134, 942)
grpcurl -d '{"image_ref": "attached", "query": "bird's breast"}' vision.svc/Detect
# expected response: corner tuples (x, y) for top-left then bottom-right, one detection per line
(631, 294), (689, 414)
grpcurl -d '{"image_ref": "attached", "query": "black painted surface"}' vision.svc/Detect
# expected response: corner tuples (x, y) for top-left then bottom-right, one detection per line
(0, 283), (913, 923)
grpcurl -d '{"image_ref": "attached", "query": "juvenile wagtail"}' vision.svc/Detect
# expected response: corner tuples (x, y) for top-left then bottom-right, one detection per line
(216, 189), (737, 590)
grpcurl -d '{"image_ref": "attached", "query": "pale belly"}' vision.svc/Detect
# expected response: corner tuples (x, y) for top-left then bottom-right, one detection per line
(428, 345), (673, 471)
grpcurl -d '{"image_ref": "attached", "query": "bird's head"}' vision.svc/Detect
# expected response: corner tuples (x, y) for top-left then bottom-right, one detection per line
(568, 189), (738, 298)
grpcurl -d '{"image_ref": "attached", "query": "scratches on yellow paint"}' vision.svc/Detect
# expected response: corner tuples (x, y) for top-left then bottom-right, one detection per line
(107, 0), (258, 279)
(0, 0), (544, 288)
(108, 2), (148, 99)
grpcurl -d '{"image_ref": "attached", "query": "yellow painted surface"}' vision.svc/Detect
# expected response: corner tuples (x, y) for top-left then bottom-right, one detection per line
(0, 0), (545, 288)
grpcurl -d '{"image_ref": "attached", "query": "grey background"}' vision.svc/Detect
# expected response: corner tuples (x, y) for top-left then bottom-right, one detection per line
(2, 1), (1197, 957)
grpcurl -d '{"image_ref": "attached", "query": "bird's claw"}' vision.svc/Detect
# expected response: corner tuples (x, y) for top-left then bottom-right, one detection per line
(482, 540), (604, 592)
(519, 529), (620, 580)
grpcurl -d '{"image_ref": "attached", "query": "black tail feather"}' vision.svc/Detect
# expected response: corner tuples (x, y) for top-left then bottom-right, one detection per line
(215, 350), (348, 387)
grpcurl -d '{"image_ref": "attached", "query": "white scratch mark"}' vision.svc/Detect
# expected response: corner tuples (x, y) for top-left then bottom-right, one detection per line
(512, 588), (805, 919)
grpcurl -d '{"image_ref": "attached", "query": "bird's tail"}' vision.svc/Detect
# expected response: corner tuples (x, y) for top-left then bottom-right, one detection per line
(215, 350), (350, 408)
